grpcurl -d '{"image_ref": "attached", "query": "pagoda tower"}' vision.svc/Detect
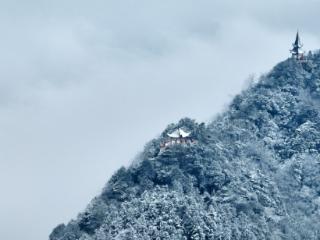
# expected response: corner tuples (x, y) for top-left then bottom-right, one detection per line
(290, 31), (304, 60)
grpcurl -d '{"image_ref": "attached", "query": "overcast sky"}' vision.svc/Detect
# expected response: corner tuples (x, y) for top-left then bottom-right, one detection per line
(1, 1), (320, 240)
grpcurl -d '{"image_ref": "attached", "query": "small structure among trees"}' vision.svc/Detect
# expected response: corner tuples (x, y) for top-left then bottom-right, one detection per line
(160, 128), (195, 150)
(290, 31), (305, 61)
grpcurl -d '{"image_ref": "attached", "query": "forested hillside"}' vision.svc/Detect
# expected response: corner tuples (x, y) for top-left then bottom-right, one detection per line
(50, 52), (320, 240)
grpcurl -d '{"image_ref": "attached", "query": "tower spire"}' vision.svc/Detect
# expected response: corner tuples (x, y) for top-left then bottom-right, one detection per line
(290, 31), (304, 60)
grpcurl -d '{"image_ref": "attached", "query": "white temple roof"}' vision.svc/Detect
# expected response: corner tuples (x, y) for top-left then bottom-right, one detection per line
(167, 128), (191, 138)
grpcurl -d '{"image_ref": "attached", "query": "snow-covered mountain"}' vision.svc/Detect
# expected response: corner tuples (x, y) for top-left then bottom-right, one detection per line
(50, 52), (320, 240)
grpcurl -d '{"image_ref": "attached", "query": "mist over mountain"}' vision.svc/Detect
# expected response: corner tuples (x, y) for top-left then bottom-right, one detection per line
(50, 52), (320, 240)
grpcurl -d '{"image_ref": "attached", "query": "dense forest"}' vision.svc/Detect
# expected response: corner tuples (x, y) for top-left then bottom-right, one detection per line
(50, 52), (320, 240)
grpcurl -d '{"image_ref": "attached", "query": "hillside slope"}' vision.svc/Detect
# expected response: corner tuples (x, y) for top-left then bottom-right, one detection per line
(50, 52), (320, 240)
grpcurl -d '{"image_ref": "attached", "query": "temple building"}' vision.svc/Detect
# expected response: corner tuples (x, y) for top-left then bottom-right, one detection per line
(290, 31), (304, 60)
(160, 128), (195, 150)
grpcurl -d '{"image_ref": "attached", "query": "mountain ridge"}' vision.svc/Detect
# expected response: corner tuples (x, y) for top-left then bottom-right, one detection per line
(50, 52), (320, 240)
